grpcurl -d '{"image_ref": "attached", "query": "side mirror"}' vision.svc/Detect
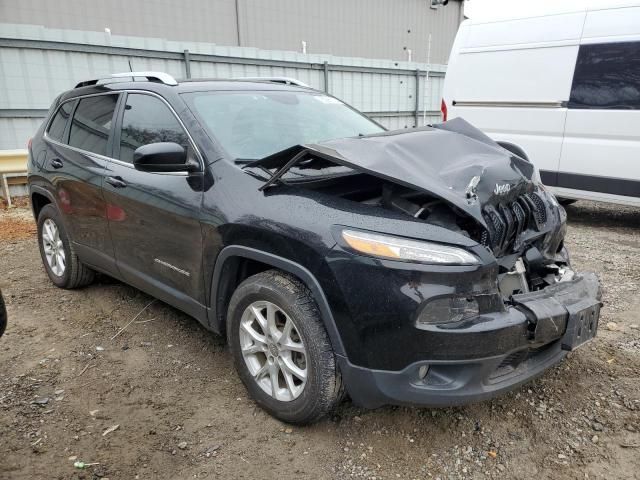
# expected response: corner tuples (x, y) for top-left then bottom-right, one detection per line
(133, 142), (198, 173)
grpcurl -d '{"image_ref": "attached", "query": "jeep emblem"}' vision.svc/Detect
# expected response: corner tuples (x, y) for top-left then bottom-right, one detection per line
(494, 183), (511, 195)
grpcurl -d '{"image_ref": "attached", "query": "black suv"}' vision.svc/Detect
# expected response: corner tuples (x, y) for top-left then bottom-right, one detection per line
(28, 72), (601, 423)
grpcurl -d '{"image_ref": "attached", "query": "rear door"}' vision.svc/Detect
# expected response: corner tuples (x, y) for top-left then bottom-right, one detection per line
(557, 30), (640, 203)
(103, 91), (206, 318)
(43, 93), (119, 273)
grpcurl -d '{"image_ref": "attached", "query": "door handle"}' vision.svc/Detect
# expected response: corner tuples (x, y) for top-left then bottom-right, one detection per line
(51, 158), (63, 169)
(105, 176), (127, 188)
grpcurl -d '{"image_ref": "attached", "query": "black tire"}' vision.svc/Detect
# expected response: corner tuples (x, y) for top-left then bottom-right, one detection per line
(558, 198), (577, 206)
(0, 290), (6, 338)
(37, 204), (94, 289)
(227, 270), (344, 424)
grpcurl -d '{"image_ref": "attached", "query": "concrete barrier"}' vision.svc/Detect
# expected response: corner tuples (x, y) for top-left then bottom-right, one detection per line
(0, 149), (28, 208)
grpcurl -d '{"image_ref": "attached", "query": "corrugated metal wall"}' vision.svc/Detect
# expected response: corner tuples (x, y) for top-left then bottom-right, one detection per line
(0, 23), (447, 150)
(237, 0), (462, 64)
(0, 0), (463, 64)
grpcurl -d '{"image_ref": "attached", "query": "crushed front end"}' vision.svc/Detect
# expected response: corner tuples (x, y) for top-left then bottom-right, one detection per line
(245, 118), (603, 408)
(327, 191), (602, 407)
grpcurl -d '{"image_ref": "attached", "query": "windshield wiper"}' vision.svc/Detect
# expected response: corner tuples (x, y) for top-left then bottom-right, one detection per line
(242, 144), (348, 191)
(255, 150), (309, 191)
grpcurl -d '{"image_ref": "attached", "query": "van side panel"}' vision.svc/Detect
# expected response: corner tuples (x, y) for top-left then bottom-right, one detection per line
(557, 7), (640, 204)
(451, 46), (578, 104)
(582, 4), (640, 40)
(465, 13), (585, 48)
(443, 12), (585, 177)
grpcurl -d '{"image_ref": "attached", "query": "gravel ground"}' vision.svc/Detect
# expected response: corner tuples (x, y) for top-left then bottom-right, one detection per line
(0, 200), (639, 480)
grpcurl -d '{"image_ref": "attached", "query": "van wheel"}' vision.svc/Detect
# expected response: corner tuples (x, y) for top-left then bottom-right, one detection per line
(227, 270), (344, 424)
(37, 204), (95, 289)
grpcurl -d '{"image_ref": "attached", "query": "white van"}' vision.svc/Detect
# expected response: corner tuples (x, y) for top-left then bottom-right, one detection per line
(442, 1), (640, 207)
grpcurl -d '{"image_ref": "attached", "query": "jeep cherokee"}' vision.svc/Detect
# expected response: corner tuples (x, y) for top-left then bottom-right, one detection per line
(27, 72), (601, 424)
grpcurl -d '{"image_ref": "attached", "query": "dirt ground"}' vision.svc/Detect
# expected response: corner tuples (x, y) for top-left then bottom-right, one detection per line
(0, 200), (639, 480)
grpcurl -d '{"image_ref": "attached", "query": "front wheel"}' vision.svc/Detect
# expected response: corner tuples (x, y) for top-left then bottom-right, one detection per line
(558, 198), (577, 206)
(227, 270), (344, 424)
(0, 290), (6, 338)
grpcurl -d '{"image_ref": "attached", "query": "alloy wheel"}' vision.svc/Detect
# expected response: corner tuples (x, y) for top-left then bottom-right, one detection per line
(42, 218), (66, 277)
(239, 300), (308, 401)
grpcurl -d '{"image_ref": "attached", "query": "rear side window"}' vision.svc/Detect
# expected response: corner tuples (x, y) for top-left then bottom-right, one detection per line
(47, 101), (74, 142)
(68, 94), (118, 156)
(118, 93), (190, 164)
(569, 41), (640, 110)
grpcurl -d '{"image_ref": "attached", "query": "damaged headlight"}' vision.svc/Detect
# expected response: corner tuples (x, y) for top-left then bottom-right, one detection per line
(417, 296), (480, 326)
(341, 229), (480, 265)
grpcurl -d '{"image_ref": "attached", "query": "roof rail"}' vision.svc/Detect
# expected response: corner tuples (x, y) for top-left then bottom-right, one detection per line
(74, 71), (178, 88)
(234, 77), (311, 88)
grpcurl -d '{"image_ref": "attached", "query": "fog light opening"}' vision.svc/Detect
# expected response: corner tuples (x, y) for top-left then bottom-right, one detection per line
(418, 365), (429, 380)
(416, 296), (480, 326)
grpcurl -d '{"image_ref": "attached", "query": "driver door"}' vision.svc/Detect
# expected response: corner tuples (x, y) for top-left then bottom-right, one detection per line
(103, 91), (206, 318)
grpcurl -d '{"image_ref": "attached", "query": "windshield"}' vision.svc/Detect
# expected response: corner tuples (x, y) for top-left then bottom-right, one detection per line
(182, 90), (384, 160)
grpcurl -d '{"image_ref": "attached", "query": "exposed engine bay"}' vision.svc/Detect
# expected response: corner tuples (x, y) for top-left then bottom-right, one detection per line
(288, 172), (572, 302)
(243, 118), (573, 305)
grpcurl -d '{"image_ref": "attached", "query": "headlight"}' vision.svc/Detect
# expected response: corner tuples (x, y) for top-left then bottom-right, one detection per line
(341, 229), (480, 265)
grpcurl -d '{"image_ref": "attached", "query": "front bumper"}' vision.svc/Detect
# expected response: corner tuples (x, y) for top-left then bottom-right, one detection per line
(339, 272), (601, 409)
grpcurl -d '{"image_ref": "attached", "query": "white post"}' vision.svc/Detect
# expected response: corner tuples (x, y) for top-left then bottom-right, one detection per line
(422, 34), (432, 126)
(1, 174), (11, 208)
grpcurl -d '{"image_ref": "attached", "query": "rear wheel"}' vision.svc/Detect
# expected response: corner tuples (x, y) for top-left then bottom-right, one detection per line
(227, 270), (344, 424)
(37, 204), (94, 289)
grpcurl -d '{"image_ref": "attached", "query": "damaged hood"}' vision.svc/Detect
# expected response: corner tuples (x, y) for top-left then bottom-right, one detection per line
(248, 118), (536, 229)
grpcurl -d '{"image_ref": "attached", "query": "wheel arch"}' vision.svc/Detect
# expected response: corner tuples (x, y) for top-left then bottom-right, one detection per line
(30, 185), (55, 219)
(209, 246), (346, 357)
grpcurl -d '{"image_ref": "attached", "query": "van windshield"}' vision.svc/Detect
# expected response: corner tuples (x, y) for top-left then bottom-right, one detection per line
(182, 90), (384, 161)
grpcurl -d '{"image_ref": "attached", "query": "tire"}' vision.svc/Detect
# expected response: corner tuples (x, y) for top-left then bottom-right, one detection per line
(227, 270), (344, 424)
(558, 198), (577, 206)
(37, 204), (95, 289)
(0, 290), (6, 338)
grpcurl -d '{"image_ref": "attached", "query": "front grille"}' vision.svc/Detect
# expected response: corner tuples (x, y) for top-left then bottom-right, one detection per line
(490, 350), (528, 379)
(488, 342), (559, 382)
(481, 192), (548, 256)
(527, 192), (548, 226)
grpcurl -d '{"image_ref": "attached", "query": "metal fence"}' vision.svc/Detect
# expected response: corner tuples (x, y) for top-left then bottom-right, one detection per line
(0, 23), (447, 151)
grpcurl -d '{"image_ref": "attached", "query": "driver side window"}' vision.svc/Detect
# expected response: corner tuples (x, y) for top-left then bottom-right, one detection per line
(118, 93), (191, 163)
